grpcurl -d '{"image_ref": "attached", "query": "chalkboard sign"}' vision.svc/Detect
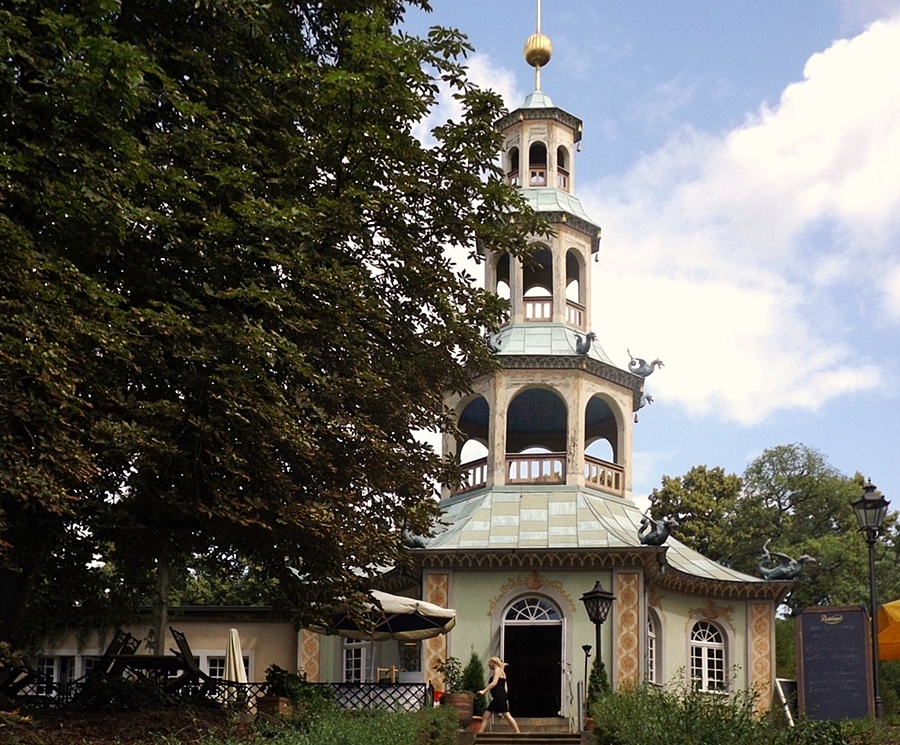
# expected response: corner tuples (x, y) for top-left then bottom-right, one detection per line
(796, 605), (873, 720)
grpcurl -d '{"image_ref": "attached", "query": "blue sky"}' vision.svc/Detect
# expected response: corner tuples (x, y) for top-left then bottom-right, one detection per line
(404, 1), (900, 508)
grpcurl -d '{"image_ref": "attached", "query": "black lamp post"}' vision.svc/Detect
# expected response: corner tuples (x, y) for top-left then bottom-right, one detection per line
(851, 478), (890, 720)
(581, 580), (616, 687)
(581, 644), (592, 712)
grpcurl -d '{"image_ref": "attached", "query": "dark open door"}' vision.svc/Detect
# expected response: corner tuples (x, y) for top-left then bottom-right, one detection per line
(503, 624), (562, 717)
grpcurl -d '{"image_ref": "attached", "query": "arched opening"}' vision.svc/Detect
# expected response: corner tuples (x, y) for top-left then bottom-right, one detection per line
(454, 396), (490, 493)
(556, 145), (569, 190)
(495, 252), (511, 303)
(528, 142), (547, 186)
(584, 395), (624, 496)
(523, 245), (553, 322)
(565, 249), (584, 325)
(507, 147), (520, 186)
(647, 608), (662, 684)
(506, 388), (567, 485)
(502, 596), (563, 717)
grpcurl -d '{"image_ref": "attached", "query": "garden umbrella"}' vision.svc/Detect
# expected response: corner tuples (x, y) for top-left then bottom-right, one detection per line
(224, 628), (248, 683)
(313, 590), (456, 642)
(878, 599), (900, 660)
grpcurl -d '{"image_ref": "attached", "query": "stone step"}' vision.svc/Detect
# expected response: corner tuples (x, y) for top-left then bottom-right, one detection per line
(474, 734), (581, 745)
(483, 717), (574, 734)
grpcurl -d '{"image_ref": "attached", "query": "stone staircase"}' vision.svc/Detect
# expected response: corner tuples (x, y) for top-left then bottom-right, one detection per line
(461, 717), (585, 745)
(474, 735), (582, 745)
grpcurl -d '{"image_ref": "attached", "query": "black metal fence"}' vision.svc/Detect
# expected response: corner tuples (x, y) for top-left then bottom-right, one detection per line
(5, 672), (432, 713)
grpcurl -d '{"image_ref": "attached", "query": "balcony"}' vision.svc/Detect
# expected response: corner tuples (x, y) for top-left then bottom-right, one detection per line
(452, 454), (624, 497)
(524, 295), (553, 321)
(566, 300), (584, 327)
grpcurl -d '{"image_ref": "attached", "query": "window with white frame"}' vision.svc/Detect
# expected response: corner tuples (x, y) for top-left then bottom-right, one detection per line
(647, 611), (659, 684)
(690, 621), (726, 691)
(207, 656), (250, 680)
(343, 639), (368, 683)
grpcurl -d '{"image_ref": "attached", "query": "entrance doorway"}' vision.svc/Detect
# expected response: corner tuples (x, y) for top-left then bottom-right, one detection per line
(501, 597), (563, 717)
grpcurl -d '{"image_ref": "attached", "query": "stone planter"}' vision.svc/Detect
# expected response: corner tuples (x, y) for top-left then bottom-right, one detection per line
(256, 695), (292, 717)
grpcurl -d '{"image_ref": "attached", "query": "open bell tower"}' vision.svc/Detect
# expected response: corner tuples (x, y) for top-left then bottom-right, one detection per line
(440, 3), (644, 505)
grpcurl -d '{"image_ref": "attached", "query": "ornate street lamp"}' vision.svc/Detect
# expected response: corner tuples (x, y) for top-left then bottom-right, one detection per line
(851, 478), (890, 719)
(580, 581), (616, 685)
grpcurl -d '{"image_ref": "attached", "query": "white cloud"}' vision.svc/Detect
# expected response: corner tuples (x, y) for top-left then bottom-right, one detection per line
(583, 17), (900, 424)
(412, 52), (526, 146)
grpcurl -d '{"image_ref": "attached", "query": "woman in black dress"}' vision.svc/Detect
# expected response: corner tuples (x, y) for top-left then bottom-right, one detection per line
(477, 656), (521, 734)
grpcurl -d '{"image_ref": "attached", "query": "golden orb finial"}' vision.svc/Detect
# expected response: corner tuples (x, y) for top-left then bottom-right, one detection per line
(524, 33), (552, 69)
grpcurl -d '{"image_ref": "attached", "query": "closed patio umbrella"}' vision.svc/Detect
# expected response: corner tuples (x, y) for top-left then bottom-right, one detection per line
(224, 628), (248, 683)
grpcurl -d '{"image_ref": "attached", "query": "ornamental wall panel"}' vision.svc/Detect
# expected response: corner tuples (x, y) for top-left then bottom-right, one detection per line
(299, 628), (321, 682)
(614, 571), (641, 687)
(749, 602), (773, 712)
(424, 573), (450, 689)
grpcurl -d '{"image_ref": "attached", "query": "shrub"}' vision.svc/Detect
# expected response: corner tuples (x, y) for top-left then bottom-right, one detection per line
(250, 706), (458, 745)
(590, 680), (764, 745)
(460, 652), (487, 715)
(585, 657), (610, 707)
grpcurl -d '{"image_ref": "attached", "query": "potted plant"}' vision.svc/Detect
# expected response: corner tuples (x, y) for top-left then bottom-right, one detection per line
(433, 657), (474, 728)
(461, 652), (488, 731)
(257, 664), (301, 716)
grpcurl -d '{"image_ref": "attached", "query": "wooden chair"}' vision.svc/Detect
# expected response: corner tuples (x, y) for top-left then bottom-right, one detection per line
(168, 627), (220, 706)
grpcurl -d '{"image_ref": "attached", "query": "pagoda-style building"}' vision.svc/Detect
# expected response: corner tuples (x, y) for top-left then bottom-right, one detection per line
(298, 7), (791, 724)
(406, 15), (790, 720)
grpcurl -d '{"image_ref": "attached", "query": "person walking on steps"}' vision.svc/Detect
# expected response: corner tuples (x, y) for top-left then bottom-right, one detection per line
(477, 656), (521, 734)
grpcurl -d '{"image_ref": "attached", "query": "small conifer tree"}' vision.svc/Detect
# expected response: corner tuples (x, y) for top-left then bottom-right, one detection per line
(461, 651), (488, 716)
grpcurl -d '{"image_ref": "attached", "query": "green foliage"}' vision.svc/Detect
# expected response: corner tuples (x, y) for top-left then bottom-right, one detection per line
(432, 657), (464, 694)
(460, 652), (487, 715)
(590, 681), (762, 745)
(774, 618), (796, 679)
(251, 706), (458, 745)
(590, 680), (856, 745)
(0, 0), (544, 648)
(649, 445), (900, 617)
(586, 656), (610, 706)
(263, 664), (332, 713)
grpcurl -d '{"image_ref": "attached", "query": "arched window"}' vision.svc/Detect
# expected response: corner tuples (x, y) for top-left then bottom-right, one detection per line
(690, 621), (726, 691)
(556, 146), (569, 190)
(647, 609), (661, 684)
(529, 142), (547, 186)
(505, 597), (561, 622)
(507, 147), (520, 186)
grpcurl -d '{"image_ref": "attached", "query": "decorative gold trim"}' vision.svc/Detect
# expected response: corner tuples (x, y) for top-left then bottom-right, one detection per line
(423, 574), (450, 690)
(299, 629), (321, 682)
(416, 549), (790, 602)
(749, 602), (773, 712)
(688, 599), (734, 632)
(614, 572), (641, 687)
(487, 571), (577, 617)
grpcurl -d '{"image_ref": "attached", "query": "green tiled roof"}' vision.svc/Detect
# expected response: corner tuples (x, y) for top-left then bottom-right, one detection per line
(425, 487), (766, 585)
(523, 90), (555, 109)
(491, 323), (613, 363)
(520, 187), (598, 227)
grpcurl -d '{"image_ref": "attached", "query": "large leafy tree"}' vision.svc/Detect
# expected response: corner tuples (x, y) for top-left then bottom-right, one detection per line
(649, 445), (900, 616)
(0, 0), (541, 649)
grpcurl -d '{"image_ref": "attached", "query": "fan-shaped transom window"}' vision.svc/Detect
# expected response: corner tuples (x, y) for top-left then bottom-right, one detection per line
(505, 597), (561, 624)
(690, 621), (725, 691)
